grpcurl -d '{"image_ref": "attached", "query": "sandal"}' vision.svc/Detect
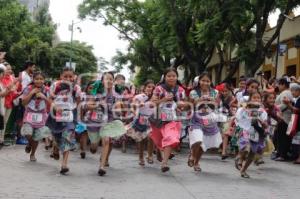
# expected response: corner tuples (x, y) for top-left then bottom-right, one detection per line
(98, 168), (106, 176)
(254, 160), (265, 166)
(241, 172), (250, 178)
(80, 152), (86, 159)
(161, 166), (170, 173)
(221, 155), (229, 160)
(25, 145), (31, 154)
(274, 157), (285, 162)
(146, 157), (154, 164)
(30, 156), (37, 162)
(235, 157), (242, 171)
(187, 158), (194, 167)
(50, 152), (60, 160)
(60, 167), (69, 175)
(169, 153), (175, 160)
(194, 165), (202, 172)
(139, 159), (145, 166)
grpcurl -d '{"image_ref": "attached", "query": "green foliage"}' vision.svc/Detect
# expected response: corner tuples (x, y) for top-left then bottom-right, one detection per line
(52, 41), (98, 78)
(0, 0), (98, 78)
(79, 0), (300, 84)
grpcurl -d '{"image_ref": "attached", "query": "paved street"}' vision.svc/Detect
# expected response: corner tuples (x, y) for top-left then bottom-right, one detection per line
(0, 145), (299, 199)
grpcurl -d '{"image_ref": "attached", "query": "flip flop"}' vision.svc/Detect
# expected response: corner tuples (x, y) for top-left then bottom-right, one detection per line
(98, 168), (106, 176)
(30, 156), (37, 162)
(80, 152), (86, 159)
(254, 160), (265, 166)
(274, 157), (286, 162)
(169, 153), (175, 160)
(146, 157), (154, 164)
(235, 157), (242, 171)
(187, 158), (194, 167)
(194, 165), (202, 172)
(50, 152), (60, 160)
(241, 172), (250, 178)
(161, 166), (170, 173)
(139, 160), (145, 166)
(221, 155), (229, 160)
(25, 145), (31, 154)
(60, 167), (69, 175)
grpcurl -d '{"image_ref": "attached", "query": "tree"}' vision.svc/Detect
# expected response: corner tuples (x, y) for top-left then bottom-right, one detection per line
(0, 0), (29, 50)
(79, 0), (300, 85)
(79, 0), (168, 83)
(9, 37), (52, 73)
(196, 0), (300, 78)
(98, 56), (109, 71)
(233, 0), (300, 76)
(51, 41), (97, 78)
(0, 0), (56, 73)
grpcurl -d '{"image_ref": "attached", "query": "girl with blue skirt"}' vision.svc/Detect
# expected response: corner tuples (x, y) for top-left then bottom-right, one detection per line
(126, 80), (155, 166)
(46, 67), (81, 175)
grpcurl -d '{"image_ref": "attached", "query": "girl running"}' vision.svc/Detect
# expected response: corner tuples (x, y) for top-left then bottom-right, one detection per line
(235, 92), (268, 178)
(127, 80), (155, 166)
(46, 67), (81, 175)
(77, 80), (103, 159)
(150, 68), (187, 172)
(217, 83), (236, 160)
(113, 74), (133, 153)
(98, 72), (127, 176)
(21, 71), (51, 161)
(188, 72), (220, 168)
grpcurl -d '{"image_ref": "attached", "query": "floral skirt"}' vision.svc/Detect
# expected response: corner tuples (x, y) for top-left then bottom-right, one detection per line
(53, 131), (76, 152)
(21, 123), (52, 141)
(126, 126), (152, 142)
(237, 126), (265, 154)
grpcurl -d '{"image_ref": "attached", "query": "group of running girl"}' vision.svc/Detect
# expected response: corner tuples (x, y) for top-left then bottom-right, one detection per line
(19, 66), (300, 178)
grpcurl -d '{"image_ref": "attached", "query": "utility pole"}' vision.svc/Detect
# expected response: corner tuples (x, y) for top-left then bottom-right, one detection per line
(69, 20), (74, 65)
(68, 20), (82, 70)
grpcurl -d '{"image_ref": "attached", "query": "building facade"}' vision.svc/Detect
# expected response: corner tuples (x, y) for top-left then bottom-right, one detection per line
(206, 14), (300, 85)
(19, 0), (50, 15)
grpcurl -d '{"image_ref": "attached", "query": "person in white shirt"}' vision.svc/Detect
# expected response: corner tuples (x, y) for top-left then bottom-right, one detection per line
(19, 61), (36, 92)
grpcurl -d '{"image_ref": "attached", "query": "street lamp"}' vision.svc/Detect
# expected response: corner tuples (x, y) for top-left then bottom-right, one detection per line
(274, 14), (294, 78)
(68, 20), (82, 70)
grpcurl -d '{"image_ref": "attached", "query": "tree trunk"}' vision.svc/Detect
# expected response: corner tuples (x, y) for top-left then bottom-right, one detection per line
(223, 61), (239, 82)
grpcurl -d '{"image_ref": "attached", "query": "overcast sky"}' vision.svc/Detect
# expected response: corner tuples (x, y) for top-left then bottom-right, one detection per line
(49, 0), (130, 78)
(49, 0), (300, 79)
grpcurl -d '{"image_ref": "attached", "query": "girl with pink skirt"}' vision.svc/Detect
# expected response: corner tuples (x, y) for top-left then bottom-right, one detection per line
(150, 68), (187, 173)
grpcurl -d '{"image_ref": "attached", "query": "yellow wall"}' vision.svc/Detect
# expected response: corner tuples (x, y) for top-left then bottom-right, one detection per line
(262, 42), (300, 78)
